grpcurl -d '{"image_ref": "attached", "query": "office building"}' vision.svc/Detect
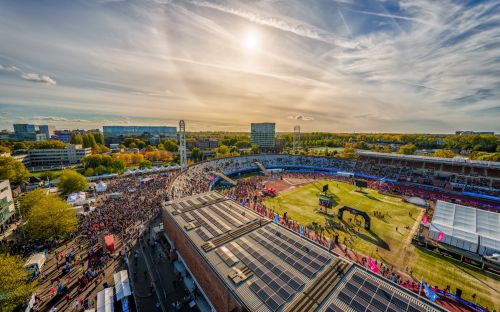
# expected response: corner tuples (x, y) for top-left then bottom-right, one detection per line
(103, 125), (177, 145)
(187, 138), (219, 150)
(251, 122), (276, 148)
(52, 130), (74, 143)
(26, 144), (91, 170)
(455, 130), (495, 135)
(0, 180), (15, 233)
(13, 123), (50, 141)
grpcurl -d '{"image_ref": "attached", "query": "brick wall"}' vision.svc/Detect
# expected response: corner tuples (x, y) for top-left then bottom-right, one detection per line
(162, 211), (240, 312)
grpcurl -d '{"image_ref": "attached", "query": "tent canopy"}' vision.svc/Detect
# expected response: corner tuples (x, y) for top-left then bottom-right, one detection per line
(96, 287), (114, 312)
(114, 270), (132, 301)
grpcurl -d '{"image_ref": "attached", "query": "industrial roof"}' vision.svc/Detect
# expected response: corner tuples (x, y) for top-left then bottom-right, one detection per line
(163, 191), (445, 312)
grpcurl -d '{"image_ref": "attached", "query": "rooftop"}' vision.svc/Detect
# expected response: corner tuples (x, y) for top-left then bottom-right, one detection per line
(162, 191), (445, 312)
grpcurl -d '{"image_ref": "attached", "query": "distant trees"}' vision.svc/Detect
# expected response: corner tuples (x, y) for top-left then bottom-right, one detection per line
(32, 140), (66, 149)
(191, 147), (204, 161)
(123, 138), (146, 149)
(432, 149), (455, 158)
(0, 156), (30, 185)
(444, 134), (497, 152)
(161, 139), (178, 152)
(23, 192), (78, 240)
(12, 142), (28, 150)
(82, 155), (126, 176)
(0, 253), (37, 312)
(139, 160), (152, 169)
(370, 145), (392, 153)
(0, 145), (11, 153)
(58, 169), (89, 194)
(82, 133), (97, 149)
(470, 152), (500, 161)
(339, 147), (357, 159)
(398, 143), (417, 155)
(70, 133), (83, 145)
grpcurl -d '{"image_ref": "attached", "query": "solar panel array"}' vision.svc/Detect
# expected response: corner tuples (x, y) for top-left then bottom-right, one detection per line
(250, 227), (330, 278)
(225, 240), (304, 311)
(328, 269), (431, 312)
(215, 246), (239, 267)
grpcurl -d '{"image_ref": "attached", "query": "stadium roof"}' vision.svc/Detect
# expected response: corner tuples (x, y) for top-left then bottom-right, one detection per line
(357, 151), (500, 169)
(430, 201), (500, 255)
(163, 191), (445, 312)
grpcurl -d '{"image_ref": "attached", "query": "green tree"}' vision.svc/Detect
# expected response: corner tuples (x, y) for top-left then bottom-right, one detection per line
(235, 140), (251, 149)
(191, 147), (204, 161)
(0, 145), (11, 154)
(58, 169), (89, 194)
(24, 194), (78, 240)
(12, 142), (28, 150)
(19, 188), (46, 217)
(32, 140), (66, 149)
(82, 133), (97, 149)
(340, 147), (357, 159)
(398, 143), (417, 155)
(251, 144), (260, 154)
(0, 253), (37, 312)
(0, 156), (30, 185)
(162, 139), (178, 152)
(432, 149), (455, 158)
(139, 160), (152, 169)
(91, 132), (104, 145)
(70, 133), (83, 145)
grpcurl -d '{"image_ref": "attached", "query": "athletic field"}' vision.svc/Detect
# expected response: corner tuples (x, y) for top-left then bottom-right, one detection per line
(263, 180), (500, 309)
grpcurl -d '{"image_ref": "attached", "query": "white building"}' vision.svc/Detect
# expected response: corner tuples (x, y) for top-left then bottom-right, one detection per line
(0, 180), (15, 232)
(26, 144), (91, 171)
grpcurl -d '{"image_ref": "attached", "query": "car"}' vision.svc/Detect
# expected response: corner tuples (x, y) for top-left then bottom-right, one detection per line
(483, 253), (500, 265)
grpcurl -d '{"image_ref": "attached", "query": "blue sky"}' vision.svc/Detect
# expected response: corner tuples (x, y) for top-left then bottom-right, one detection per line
(0, 0), (499, 132)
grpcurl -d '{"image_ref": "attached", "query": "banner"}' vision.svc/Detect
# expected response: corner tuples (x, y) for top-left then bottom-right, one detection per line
(422, 280), (439, 302)
(273, 213), (279, 224)
(367, 257), (379, 273)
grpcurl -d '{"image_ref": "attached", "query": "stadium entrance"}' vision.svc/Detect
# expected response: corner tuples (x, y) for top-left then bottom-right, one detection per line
(338, 206), (371, 230)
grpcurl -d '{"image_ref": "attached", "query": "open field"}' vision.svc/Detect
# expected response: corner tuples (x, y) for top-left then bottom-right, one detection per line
(263, 180), (500, 309)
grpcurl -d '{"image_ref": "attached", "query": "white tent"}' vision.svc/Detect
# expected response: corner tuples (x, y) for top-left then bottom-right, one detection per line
(95, 181), (107, 193)
(407, 197), (427, 207)
(113, 270), (132, 301)
(429, 201), (499, 255)
(67, 192), (87, 206)
(96, 287), (114, 312)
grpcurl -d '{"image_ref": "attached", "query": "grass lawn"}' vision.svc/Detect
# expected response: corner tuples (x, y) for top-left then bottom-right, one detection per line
(263, 180), (500, 309)
(30, 169), (64, 179)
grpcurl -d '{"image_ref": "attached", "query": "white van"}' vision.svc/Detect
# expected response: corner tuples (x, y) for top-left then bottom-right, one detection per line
(24, 252), (47, 279)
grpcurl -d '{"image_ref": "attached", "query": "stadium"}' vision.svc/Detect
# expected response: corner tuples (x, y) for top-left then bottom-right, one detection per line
(162, 153), (500, 312)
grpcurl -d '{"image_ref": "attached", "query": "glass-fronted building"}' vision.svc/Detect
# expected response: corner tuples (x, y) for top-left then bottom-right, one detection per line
(251, 123), (276, 148)
(103, 125), (177, 145)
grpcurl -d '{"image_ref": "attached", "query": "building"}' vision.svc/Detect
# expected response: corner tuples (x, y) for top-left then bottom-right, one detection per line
(251, 123), (276, 148)
(455, 131), (495, 135)
(52, 130), (74, 142)
(103, 125), (177, 145)
(0, 180), (15, 233)
(13, 123), (51, 141)
(25, 144), (91, 171)
(187, 138), (219, 150)
(162, 191), (444, 312)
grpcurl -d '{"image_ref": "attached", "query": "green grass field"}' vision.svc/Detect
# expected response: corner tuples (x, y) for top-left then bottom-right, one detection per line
(263, 180), (500, 309)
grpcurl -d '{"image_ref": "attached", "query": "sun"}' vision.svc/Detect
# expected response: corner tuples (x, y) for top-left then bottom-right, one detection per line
(243, 30), (259, 52)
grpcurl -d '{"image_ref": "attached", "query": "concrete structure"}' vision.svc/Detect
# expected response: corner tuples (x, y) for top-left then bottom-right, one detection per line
(0, 180), (15, 232)
(103, 125), (176, 145)
(251, 123), (276, 148)
(179, 120), (187, 170)
(187, 138), (219, 150)
(455, 131), (495, 135)
(13, 124), (51, 141)
(24, 144), (91, 171)
(162, 191), (445, 312)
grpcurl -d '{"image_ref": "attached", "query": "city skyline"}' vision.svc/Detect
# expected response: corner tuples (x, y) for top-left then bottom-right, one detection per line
(0, 0), (499, 132)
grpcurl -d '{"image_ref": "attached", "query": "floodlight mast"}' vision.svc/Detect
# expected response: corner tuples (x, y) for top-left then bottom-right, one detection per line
(179, 120), (187, 170)
(293, 125), (301, 154)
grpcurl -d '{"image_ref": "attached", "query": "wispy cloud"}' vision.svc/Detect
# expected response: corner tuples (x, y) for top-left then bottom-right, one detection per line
(21, 73), (56, 85)
(288, 114), (314, 121)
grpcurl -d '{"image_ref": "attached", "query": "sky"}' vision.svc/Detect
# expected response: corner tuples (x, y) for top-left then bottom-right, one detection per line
(0, 0), (499, 133)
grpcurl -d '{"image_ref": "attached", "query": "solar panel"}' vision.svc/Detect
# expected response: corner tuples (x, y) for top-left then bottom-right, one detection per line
(195, 228), (213, 242)
(391, 294), (409, 310)
(338, 290), (353, 304)
(215, 246), (239, 266)
(351, 298), (367, 312)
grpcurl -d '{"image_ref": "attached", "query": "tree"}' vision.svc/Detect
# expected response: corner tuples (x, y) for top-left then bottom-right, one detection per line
(91, 132), (104, 145)
(0, 253), (37, 312)
(398, 143), (417, 155)
(12, 142), (28, 150)
(32, 140), (66, 149)
(432, 149), (455, 158)
(251, 144), (260, 154)
(93, 144), (110, 154)
(0, 156), (30, 185)
(191, 147), (203, 161)
(339, 147), (357, 159)
(70, 133), (83, 145)
(82, 133), (97, 149)
(58, 169), (89, 194)
(24, 194), (78, 240)
(19, 188), (46, 218)
(0, 145), (11, 154)
(162, 139), (178, 152)
(139, 160), (152, 169)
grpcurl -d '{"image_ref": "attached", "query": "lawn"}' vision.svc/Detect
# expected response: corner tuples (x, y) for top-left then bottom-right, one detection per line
(263, 180), (500, 309)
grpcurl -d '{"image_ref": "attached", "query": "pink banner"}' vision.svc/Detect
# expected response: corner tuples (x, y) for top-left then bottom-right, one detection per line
(422, 214), (428, 224)
(437, 231), (445, 242)
(367, 257), (379, 273)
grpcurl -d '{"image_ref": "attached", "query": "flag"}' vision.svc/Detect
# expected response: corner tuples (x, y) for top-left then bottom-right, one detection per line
(273, 213), (279, 224)
(367, 257), (379, 273)
(437, 231), (444, 242)
(422, 280), (439, 302)
(300, 226), (304, 236)
(422, 215), (428, 225)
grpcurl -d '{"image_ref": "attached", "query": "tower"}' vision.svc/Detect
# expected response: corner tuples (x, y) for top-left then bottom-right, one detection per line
(292, 125), (300, 154)
(179, 120), (187, 170)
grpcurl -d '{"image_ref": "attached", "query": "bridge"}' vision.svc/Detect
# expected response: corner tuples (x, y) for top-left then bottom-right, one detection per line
(212, 172), (237, 186)
(255, 161), (268, 175)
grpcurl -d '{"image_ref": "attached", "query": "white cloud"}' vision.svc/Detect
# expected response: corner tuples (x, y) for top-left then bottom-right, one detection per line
(21, 73), (57, 85)
(288, 114), (314, 121)
(0, 64), (20, 72)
